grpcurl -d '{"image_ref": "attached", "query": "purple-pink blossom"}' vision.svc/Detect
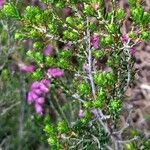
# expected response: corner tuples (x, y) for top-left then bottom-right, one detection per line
(91, 35), (100, 49)
(39, 83), (49, 93)
(0, 0), (5, 9)
(36, 97), (45, 105)
(79, 109), (84, 118)
(43, 44), (54, 56)
(35, 103), (44, 115)
(31, 81), (40, 90)
(33, 88), (43, 95)
(27, 79), (51, 115)
(122, 34), (130, 43)
(47, 68), (64, 78)
(129, 48), (136, 56)
(19, 63), (35, 73)
(27, 92), (35, 104)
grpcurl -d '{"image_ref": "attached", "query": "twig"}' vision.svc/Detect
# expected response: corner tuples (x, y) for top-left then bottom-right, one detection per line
(0, 101), (21, 116)
(117, 136), (138, 144)
(18, 74), (26, 150)
(91, 134), (101, 149)
(113, 108), (133, 135)
(85, 17), (119, 150)
(106, 145), (114, 150)
(86, 17), (96, 98)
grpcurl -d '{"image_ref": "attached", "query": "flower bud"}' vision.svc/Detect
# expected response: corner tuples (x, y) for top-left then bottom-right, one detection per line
(44, 45), (54, 56)
(47, 68), (64, 78)
(79, 109), (84, 118)
(91, 3), (100, 11)
(63, 7), (73, 17)
(35, 103), (44, 115)
(19, 63), (35, 73)
(77, 3), (84, 11)
(36, 97), (45, 105)
(91, 35), (100, 49)
(122, 34), (129, 43)
(129, 48), (136, 56)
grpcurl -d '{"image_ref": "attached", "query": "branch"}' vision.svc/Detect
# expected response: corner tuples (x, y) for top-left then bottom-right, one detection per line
(117, 136), (139, 144)
(0, 101), (21, 116)
(86, 17), (96, 98)
(85, 17), (119, 149)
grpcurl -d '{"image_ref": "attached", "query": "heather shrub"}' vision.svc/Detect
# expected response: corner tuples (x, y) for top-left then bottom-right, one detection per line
(0, 0), (150, 149)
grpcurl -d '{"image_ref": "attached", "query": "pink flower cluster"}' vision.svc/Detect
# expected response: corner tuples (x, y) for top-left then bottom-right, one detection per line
(19, 63), (35, 73)
(27, 79), (50, 115)
(47, 68), (64, 78)
(27, 68), (64, 115)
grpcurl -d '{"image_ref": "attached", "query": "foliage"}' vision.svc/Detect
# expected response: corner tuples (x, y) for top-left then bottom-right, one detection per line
(0, 0), (150, 149)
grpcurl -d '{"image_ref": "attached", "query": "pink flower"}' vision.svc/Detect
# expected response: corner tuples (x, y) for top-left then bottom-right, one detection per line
(47, 68), (64, 78)
(130, 48), (136, 56)
(27, 91), (39, 104)
(27, 92), (34, 104)
(19, 63), (35, 73)
(122, 34), (130, 43)
(41, 79), (51, 87)
(0, 0), (5, 9)
(33, 89), (43, 95)
(27, 79), (51, 115)
(31, 81), (40, 89)
(79, 109), (84, 118)
(36, 97), (45, 105)
(35, 103), (44, 115)
(91, 35), (100, 49)
(44, 45), (54, 56)
(77, 3), (84, 11)
(39, 83), (49, 93)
